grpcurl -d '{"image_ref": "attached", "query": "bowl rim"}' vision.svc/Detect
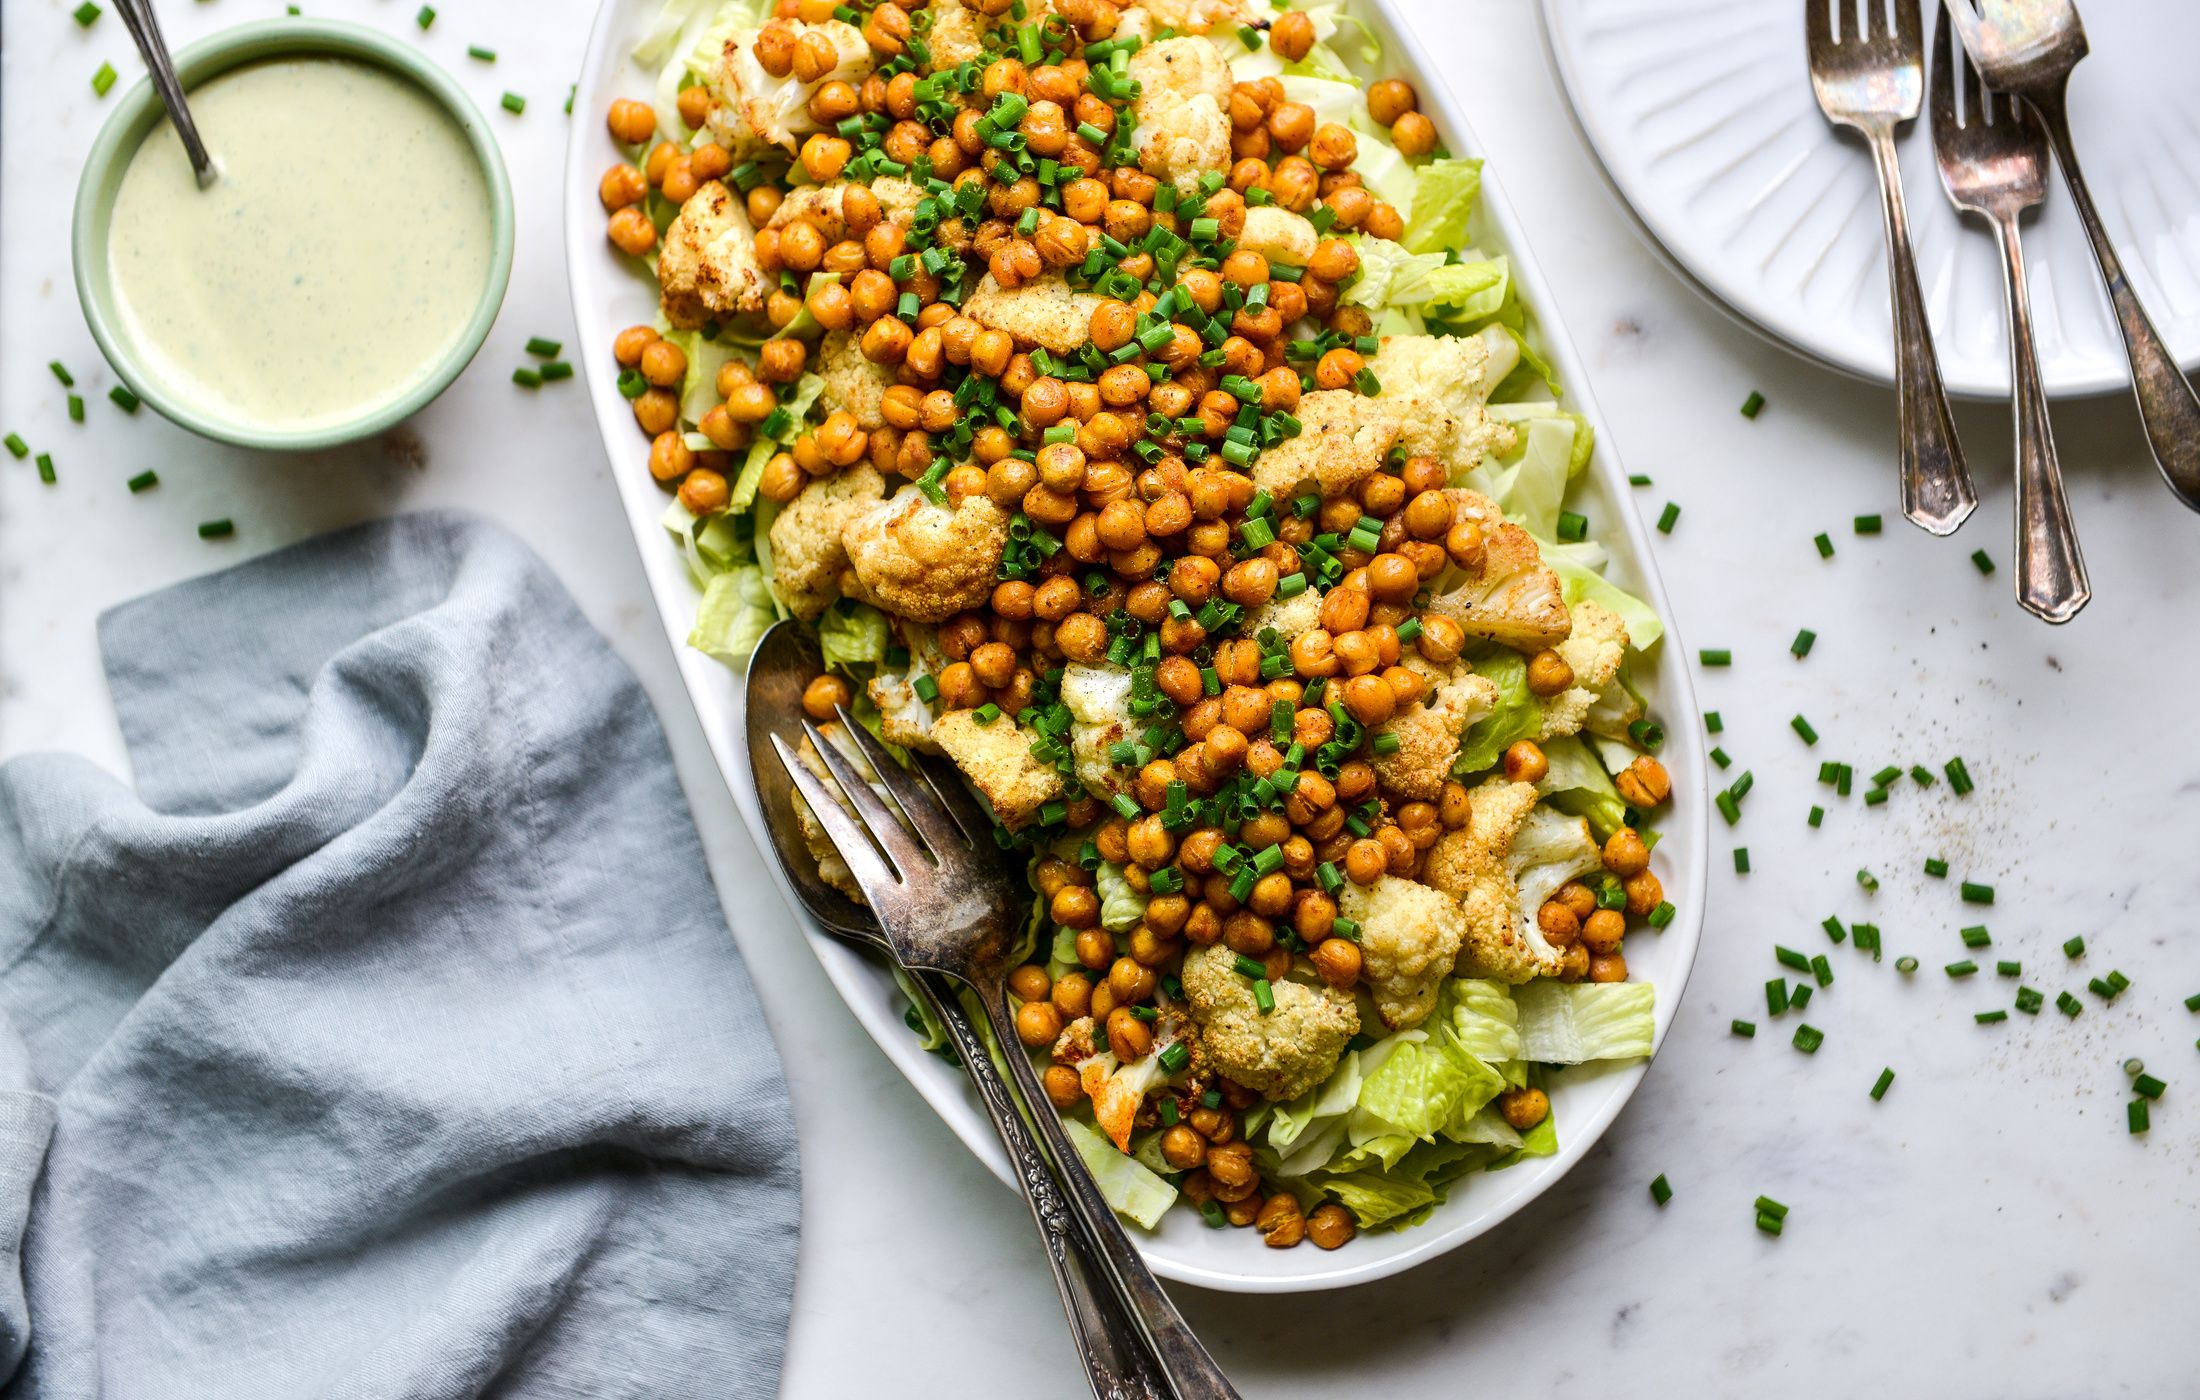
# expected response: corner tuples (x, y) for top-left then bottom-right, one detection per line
(69, 16), (516, 452)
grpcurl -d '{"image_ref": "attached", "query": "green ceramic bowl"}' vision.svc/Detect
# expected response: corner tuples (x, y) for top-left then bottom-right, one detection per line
(72, 18), (514, 451)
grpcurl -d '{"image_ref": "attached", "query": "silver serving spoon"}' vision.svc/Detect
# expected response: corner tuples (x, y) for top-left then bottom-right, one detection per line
(113, 0), (217, 188)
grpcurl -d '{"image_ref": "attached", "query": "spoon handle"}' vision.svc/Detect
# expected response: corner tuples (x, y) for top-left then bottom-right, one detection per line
(112, 0), (218, 187)
(2027, 83), (2200, 512)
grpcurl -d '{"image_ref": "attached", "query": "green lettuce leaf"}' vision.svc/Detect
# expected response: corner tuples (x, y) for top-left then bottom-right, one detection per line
(1096, 862), (1147, 934)
(818, 599), (888, 671)
(1404, 157), (1484, 255)
(1355, 1032), (1501, 1142)
(662, 496), (752, 585)
(1514, 980), (1657, 1064)
(1445, 978), (1522, 1066)
(1537, 734), (1631, 843)
(1475, 410), (1587, 539)
(1453, 651), (1541, 775)
(1064, 1116), (1177, 1230)
(1266, 1049), (1366, 1178)
(687, 565), (777, 667)
(1541, 540), (1665, 651)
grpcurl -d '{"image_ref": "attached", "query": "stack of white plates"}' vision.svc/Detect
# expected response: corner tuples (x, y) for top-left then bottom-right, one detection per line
(1539, 0), (2200, 398)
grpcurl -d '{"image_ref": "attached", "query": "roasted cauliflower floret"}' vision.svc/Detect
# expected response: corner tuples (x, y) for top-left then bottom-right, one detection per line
(815, 328), (897, 430)
(1060, 662), (1137, 800)
(1426, 491), (1572, 653)
(1537, 600), (1630, 741)
(790, 724), (879, 905)
(867, 621), (948, 753)
(1367, 328), (1519, 413)
(1424, 778), (1602, 984)
(962, 273), (1112, 355)
(922, 0), (987, 68)
(705, 19), (873, 155)
(1125, 0), (1256, 35)
(1235, 207), (1318, 267)
(1127, 38), (1231, 194)
(767, 464), (886, 621)
(1371, 657), (1501, 800)
(1339, 876), (1467, 1032)
(657, 181), (770, 328)
(1249, 391), (1407, 503)
(842, 491), (1009, 623)
(1242, 587), (1323, 645)
(765, 177), (925, 240)
(1180, 943), (1358, 1102)
(1076, 1006), (1197, 1150)
(932, 708), (1066, 829)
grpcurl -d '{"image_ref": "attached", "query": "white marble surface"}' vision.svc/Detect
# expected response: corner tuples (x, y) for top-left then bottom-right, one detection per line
(4, 1), (2195, 1394)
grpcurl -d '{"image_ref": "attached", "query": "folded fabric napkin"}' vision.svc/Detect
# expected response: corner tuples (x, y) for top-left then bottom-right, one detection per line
(0, 512), (798, 1398)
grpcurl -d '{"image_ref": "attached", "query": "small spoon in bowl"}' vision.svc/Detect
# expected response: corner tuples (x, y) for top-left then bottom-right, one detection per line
(112, 0), (217, 188)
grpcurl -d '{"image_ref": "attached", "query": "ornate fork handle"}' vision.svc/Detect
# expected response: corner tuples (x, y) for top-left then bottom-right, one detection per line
(1990, 211), (2089, 622)
(1863, 123), (1977, 534)
(2025, 84), (2200, 511)
(915, 975), (1170, 1400)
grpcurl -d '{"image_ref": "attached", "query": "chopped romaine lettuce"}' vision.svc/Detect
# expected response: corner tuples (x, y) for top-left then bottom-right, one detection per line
(1537, 735), (1631, 843)
(1096, 862), (1147, 934)
(818, 599), (888, 671)
(1064, 1116), (1178, 1230)
(1453, 651), (1540, 776)
(1403, 157), (1484, 255)
(687, 565), (776, 666)
(1514, 980), (1657, 1063)
(1542, 540), (1665, 650)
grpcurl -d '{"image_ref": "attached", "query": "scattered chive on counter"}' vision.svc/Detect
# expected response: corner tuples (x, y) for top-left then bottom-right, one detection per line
(1765, 979), (1787, 1015)
(1976, 1010), (2008, 1025)
(1704, 710), (1723, 733)
(1871, 1068), (1895, 1100)
(35, 454), (55, 484)
(125, 469), (157, 493)
(512, 367), (543, 388)
(1971, 549), (1995, 576)
(1628, 473), (1652, 486)
(1740, 390), (1766, 418)
(2129, 1100), (2150, 1134)
(1807, 805), (1824, 827)
(2132, 1074), (2165, 1101)
(1946, 960), (1978, 978)
(1814, 532), (1834, 558)
(2064, 936), (2085, 958)
(74, 2), (101, 24)
(197, 519), (234, 539)
(108, 384), (139, 412)
(49, 362), (73, 388)
(1924, 856), (1948, 877)
(1822, 916), (1846, 943)
(1896, 956), (1919, 974)
(1699, 648), (1731, 666)
(1811, 955), (1833, 987)
(1733, 847), (1750, 874)
(1731, 1019), (1756, 1037)
(1946, 757), (1974, 794)
(1856, 868), (1879, 893)
(67, 395), (84, 423)
(501, 92), (526, 115)
(540, 361), (574, 381)
(1791, 715), (1818, 745)
(416, 4), (435, 27)
(1789, 982), (1813, 1010)
(1961, 925), (1992, 949)
(1854, 514), (1883, 534)
(4, 433), (26, 459)
(1791, 628), (1816, 658)
(2057, 991), (2082, 1017)
(1710, 747), (1729, 769)
(1792, 1023), (1823, 1053)
(525, 336), (563, 358)
(1961, 881), (1995, 905)
(1997, 961), (2021, 977)
(1754, 1196), (1788, 1235)
(467, 44), (496, 61)
(1649, 1174), (1673, 1206)
(1656, 502), (1679, 533)
(92, 62), (118, 97)
(2015, 987), (2043, 1014)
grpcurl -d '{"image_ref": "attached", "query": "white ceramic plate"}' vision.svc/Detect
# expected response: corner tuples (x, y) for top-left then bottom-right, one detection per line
(1541, 0), (2200, 399)
(566, 0), (1707, 1292)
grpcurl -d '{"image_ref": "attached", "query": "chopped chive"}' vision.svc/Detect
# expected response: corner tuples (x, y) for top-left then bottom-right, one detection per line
(1822, 915), (1847, 943)
(108, 384), (139, 412)
(1792, 1024), (1822, 1053)
(1971, 549), (1995, 576)
(1871, 765), (1903, 788)
(1733, 847), (1750, 874)
(92, 61), (118, 96)
(1870, 1068), (1895, 1101)
(1775, 946), (1810, 972)
(1864, 786), (1888, 807)
(2063, 936), (2085, 958)
(1789, 982), (1813, 1010)
(1704, 711), (1723, 733)
(1960, 881), (1994, 905)
(525, 336), (563, 358)
(2133, 1074), (2165, 1101)
(2108, 970), (2130, 994)
(1756, 1211), (1784, 1236)
(35, 453), (55, 484)
(1975, 1010), (2008, 1025)
(2130, 1099), (2150, 1134)
(1946, 960), (1978, 978)
(1699, 648), (1731, 666)
(1896, 956), (1919, 974)
(1856, 868), (1879, 893)
(1957, 926), (1991, 950)
(2015, 986), (2043, 1014)
(1814, 532), (1834, 559)
(1710, 747), (1731, 769)
(1647, 901), (1676, 929)
(1716, 791), (1740, 825)
(49, 361), (73, 388)
(565, 84), (575, 115)
(2057, 991), (2082, 1017)
(1766, 979), (1788, 1016)
(1996, 960), (2021, 977)
(1791, 714), (1818, 745)
(126, 469), (157, 493)
(467, 44), (496, 60)
(1807, 805), (1824, 828)
(3, 433), (26, 459)
(512, 367), (543, 388)
(1629, 473), (1652, 486)
(1740, 390), (1766, 419)
(2186, 992), (2200, 1012)
(1731, 1019), (1756, 1038)
(1811, 954), (1833, 988)
(501, 91), (526, 114)
(1656, 502), (1680, 534)
(1557, 510), (1588, 542)
(73, 2), (100, 24)
(197, 518), (234, 539)
(540, 362), (573, 381)
(1649, 1174), (1673, 1205)
(1252, 978), (1274, 1014)
(1946, 757), (1974, 794)
(416, 4), (436, 26)
(1790, 629), (1816, 658)
(67, 395), (84, 422)
(1854, 514), (1883, 535)
(1924, 856), (1948, 878)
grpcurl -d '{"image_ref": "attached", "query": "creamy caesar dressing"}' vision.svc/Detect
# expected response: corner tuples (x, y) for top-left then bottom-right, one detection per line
(107, 56), (492, 430)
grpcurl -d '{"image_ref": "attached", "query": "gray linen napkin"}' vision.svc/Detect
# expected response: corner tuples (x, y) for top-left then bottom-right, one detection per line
(0, 512), (798, 1398)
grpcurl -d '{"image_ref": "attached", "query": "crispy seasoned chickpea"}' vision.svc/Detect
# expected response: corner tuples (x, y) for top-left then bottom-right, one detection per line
(1042, 1064), (1083, 1110)
(634, 388), (679, 437)
(1306, 1202), (1355, 1250)
(640, 338), (688, 389)
(1051, 971), (1093, 1021)
(1555, 882), (1597, 921)
(1224, 1193), (1263, 1224)
(607, 97), (656, 144)
(1291, 629), (1340, 679)
(1581, 908), (1626, 956)
(613, 324), (659, 367)
(1363, 201), (1406, 240)
(1309, 935), (1361, 988)
(1623, 870), (1664, 918)
(698, 405), (745, 452)
(724, 381), (777, 425)
(1205, 1140), (1257, 1195)
(1221, 557), (1279, 607)
(1342, 838), (1386, 887)
(1257, 1193), (1306, 1248)
(1014, 1000), (1062, 1048)
(1537, 900), (1581, 947)
(1366, 77), (1418, 126)
(1268, 100), (1315, 152)
(1053, 883), (1101, 931)
(1108, 956), (1158, 1005)
(1308, 122), (1357, 170)
(1008, 963), (1052, 1003)
(676, 467), (728, 515)
(1106, 1008), (1154, 1061)
(1588, 950), (1629, 983)
(1341, 674), (1395, 728)
(1315, 346), (1364, 391)
(660, 156), (700, 205)
(607, 205), (657, 255)
(1155, 1123), (1208, 1171)
(1603, 828), (1652, 879)
(1269, 10), (1316, 60)
(1391, 108), (1438, 156)
(1526, 649), (1576, 697)
(1615, 755), (1673, 809)
(1503, 739), (1549, 784)
(599, 163), (648, 211)
(1365, 553), (1419, 604)
(758, 452), (804, 503)
(689, 143), (732, 182)
(1074, 927), (1114, 971)
(643, 141), (678, 187)
(1498, 1085), (1550, 1131)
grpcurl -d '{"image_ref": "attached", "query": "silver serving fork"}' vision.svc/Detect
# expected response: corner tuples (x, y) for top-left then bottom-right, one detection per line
(1808, 0), (1978, 534)
(748, 624), (1239, 1400)
(1943, 0), (2200, 512)
(1929, 4), (2088, 622)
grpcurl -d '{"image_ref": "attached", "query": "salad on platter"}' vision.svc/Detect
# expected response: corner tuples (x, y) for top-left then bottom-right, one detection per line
(588, 0), (1680, 1252)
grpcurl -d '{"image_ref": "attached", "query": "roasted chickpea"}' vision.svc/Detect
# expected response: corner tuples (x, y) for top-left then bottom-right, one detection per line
(1310, 935), (1361, 989)
(1615, 755), (1673, 809)
(599, 163), (648, 211)
(633, 388), (679, 437)
(1269, 10), (1316, 60)
(1042, 1064), (1083, 1110)
(1582, 908), (1625, 956)
(1109, 956), (1158, 1005)
(640, 338), (689, 389)
(1503, 739), (1549, 784)
(1498, 1085), (1550, 1131)
(1623, 870), (1665, 919)
(1603, 828), (1652, 878)
(1051, 971), (1094, 1021)
(1161, 1124), (1209, 1171)
(1008, 963), (1052, 1004)
(1106, 1007), (1155, 1061)
(1257, 1193), (1306, 1248)
(1052, 883), (1101, 930)
(1307, 1202), (1356, 1250)
(1537, 900), (1581, 948)
(1308, 122), (1357, 171)
(1074, 927), (1114, 972)
(1588, 950), (1629, 983)
(1526, 649), (1576, 697)
(1014, 1000), (1062, 1048)
(607, 97), (657, 145)
(1363, 201), (1406, 241)
(607, 205), (657, 255)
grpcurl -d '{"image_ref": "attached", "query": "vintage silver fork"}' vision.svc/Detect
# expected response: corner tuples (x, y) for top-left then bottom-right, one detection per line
(744, 626), (1170, 1400)
(754, 630), (1239, 1400)
(1943, 0), (2200, 512)
(1929, 4), (2088, 622)
(1807, 0), (1978, 534)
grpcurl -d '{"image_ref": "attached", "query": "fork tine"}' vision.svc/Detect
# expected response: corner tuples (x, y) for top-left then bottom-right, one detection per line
(770, 732), (904, 902)
(1942, 0), (1986, 59)
(799, 717), (931, 876)
(1894, 0), (1923, 50)
(1805, 0), (1833, 45)
(830, 704), (970, 857)
(1930, 1), (1957, 123)
(912, 752), (1007, 851)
